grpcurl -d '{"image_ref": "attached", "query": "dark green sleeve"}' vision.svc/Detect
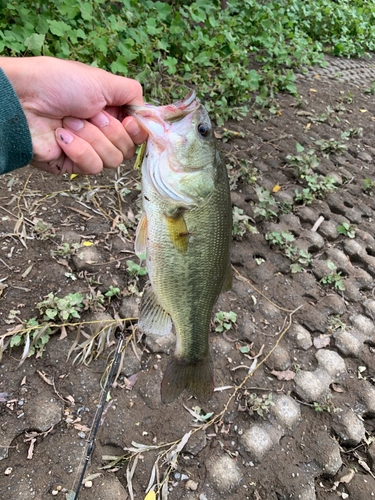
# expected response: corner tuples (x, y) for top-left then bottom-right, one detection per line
(0, 67), (33, 175)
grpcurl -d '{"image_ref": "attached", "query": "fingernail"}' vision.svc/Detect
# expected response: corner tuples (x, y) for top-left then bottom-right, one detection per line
(90, 111), (109, 128)
(125, 119), (141, 137)
(64, 117), (84, 132)
(56, 128), (74, 145)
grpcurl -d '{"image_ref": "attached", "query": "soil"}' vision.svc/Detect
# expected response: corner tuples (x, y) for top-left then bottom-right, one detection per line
(1, 57), (375, 500)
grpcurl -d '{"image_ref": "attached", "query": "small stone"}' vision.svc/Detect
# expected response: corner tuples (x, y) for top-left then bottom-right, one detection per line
(119, 296), (139, 321)
(199, 495), (208, 500)
(181, 474), (189, 481)
(185, 480), (198, 491)
(270, 394), (301, 429)
(341, 493), (349, 499)
(205, 454), (242, 492)
(56, 486), (62, 491)
(78, 431), (86, 439)
(358, 151), (372, 162)
(4, 467), (12, 475)
(346, 473), (375, 499)
(121, 348), (142, 378)
(85, 312), (115, 340)
(334, 329), (364, 357)
(288, 324), (312, 350)
(240, 424), (274, 461)
(363, 299), (375, 320)
(358, 381), (375, 417)
(144, 331), (175, 354)
(341, 280), (363, 302)
(84, 480), (93, 488)
(72, 246), (103, 272)
(294, 369), (331, 403)
(315, 433), (342, 476)
(332, 409), (366, 446)
(350, 314), (375, 338)
(318, 220), (339, 241)
(25, 397), (62, 432)
(51, 491), (58, 496)
(315, 349), (346, 380)
(185, 430), (207, 456)
(264, 344), (291, 371)
(368, 442), (375, 472)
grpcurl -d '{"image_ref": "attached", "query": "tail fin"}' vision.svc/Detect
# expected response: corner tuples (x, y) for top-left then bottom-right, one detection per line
(161, 356), (214, 404)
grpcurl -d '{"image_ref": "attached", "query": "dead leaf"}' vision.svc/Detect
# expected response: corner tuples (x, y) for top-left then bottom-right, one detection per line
(125, 374), (138, 391)
(270, 369), (296, 381)
(296, 110), (314, 116)
(59, 325), (67, 340)
(74, 423), (91, 433)
(331, 383), (344, 393)
(20, 376), (26, 386)
(21, 265), (33, 279)
(272, 185), (281, 193)
(313, 335), (331, 349)
(66, 395), (75, 405)
(338, 468), (355, 484)
(27, 438), (36, 459)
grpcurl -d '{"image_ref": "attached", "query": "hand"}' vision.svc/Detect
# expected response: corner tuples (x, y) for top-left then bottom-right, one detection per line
(0, 56), (148, 175)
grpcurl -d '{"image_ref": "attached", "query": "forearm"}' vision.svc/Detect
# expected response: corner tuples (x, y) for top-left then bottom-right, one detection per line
(0, 65), (33, 175)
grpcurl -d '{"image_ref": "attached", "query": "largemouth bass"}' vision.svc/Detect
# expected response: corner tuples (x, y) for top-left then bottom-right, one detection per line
(127, 91), (232, 403)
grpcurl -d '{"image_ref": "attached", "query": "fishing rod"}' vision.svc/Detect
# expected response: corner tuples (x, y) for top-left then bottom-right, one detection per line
(72, 332), (125, 500)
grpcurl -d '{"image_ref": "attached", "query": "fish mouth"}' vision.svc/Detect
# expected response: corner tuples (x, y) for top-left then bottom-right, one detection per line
(124, 90), (200, 143)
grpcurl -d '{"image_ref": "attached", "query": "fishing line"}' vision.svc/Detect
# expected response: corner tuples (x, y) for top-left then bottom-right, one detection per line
(72, 332), (125, 500)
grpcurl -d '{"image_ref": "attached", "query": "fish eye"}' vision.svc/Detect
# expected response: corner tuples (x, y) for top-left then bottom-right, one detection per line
(197, 123), (210, 137)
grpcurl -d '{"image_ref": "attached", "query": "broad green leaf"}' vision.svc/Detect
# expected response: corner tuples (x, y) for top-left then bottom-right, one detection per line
(24, 33), (45, 52)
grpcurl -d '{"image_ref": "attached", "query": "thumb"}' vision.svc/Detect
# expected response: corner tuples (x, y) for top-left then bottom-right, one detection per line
(102, 73), (145, 107)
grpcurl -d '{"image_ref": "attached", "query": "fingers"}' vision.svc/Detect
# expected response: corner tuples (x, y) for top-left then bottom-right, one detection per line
(55, 128), (104, 174)
(88, 110), (141, 160)
(63, 116), (125, 168)
(123, 116), (148, 146)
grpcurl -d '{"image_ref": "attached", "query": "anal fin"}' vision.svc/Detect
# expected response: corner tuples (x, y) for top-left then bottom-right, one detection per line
(138, 282), (172, 336)
(161, 355), (213, 404)
(135, 212), (147, 256)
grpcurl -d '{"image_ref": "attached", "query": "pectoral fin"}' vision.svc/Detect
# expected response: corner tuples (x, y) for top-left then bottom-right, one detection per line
(165, 211), (189, 253)
(139, 282), (172, 336)
(135, 212), (148, 256)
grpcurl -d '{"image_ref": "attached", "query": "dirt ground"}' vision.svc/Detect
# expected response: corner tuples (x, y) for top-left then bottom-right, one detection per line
(2, 57), (375, 500)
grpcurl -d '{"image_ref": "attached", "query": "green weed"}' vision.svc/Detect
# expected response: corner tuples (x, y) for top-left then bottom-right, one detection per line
(232, 206), (258, 240)
(214, 311), (237, 333)
(265, 231), (312, 273)
(337, 222), (356, 239)
(253, 186), (278, 220)
(320, 260), (345, 291)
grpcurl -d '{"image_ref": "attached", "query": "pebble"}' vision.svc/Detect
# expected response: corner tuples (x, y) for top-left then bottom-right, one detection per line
(4, 467), (12, 475)
(332, 409), (366, 446)
(185, 480), (198, 491)
(84, 480), (93, 488)
(206, 453), (242, 492)
(270, 394), (301, 429)
(288, 323), (312, 350)
(240, 424), (274, 462)
(51, 491), (58, 496)
(363, 299), (375, 319)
